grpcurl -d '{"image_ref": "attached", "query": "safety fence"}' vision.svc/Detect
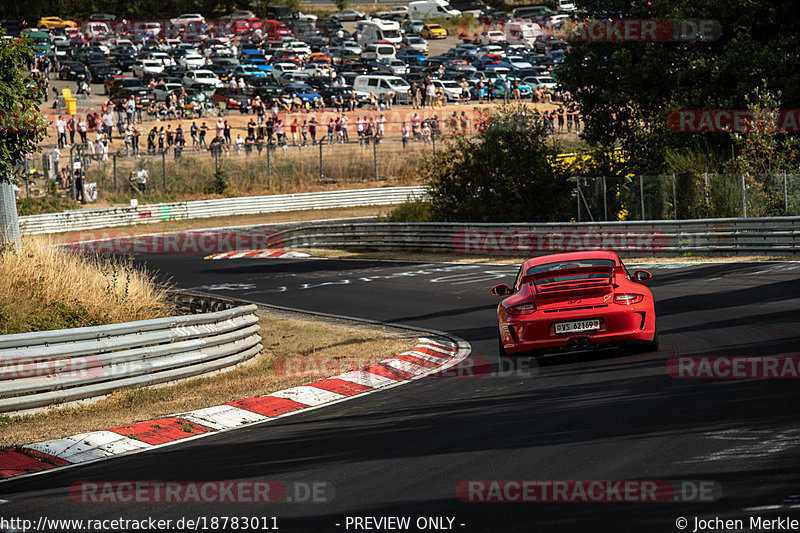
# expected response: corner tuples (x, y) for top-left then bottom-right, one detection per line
(18, 186), (425, 235)
(577, 173), (800, 222)
(0, 304), (261, 413)
(281, 217), (800, 255)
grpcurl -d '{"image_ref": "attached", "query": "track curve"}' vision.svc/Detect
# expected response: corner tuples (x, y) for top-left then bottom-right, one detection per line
(2, 255), (799, 533)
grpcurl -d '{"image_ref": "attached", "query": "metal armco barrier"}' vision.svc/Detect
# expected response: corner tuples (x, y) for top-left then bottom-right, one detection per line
(0, 305), (261, 413)
(281, 217), (800, 255)
(18, 186), (426, 235)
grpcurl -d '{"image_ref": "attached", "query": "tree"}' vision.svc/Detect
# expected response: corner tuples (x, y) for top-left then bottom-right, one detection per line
(423, 105), (573, 222)
(728, 83), (799, 215)
(0, 27), (48, 248)
(557, 0), (800, 175)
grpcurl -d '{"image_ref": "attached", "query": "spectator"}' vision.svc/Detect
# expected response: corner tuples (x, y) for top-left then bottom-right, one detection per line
(326, 117), (335, 143)
(223, 120), (232, 145)
(401, 122), (410, 149)
(234, 134), (244, 153)
(51, 146), (61, 177)
(308, 117), (317, 144)
(199, 122), (208, 148)
(55, 116), (67, 148)
(136, 167), (148, 194)
(340, 114), (349, 142)
(244, 132), (255, 154)
(147, 126), (157, 153)
(301, 120), (308, 145)
(78, 116), (87, 143)
(356, 116), (365, 144)
(290, 117), (299, 145)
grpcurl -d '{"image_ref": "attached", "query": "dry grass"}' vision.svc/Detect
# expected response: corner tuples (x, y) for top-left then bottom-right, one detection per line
(0, 236), (173, 334)
(86, 141), (426, 203)
(0, 315), (418, 448)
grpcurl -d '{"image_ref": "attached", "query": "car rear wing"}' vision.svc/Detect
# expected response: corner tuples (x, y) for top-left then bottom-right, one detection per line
(521, 266), (617, 295)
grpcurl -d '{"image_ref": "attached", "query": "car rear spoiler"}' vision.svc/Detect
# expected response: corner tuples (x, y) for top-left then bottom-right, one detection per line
(521, 266), (617, 293)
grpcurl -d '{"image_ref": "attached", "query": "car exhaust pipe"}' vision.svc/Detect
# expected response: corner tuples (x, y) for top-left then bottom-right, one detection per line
(566, 337), (592, 351)
(566, 338), (580, 350)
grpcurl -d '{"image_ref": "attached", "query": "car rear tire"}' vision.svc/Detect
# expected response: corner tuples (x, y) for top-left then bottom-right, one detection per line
(497, 329), (510, 358)
(633, 326), (659, 353)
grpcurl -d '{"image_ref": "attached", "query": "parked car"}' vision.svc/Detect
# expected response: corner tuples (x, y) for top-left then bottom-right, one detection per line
(421, 24), (448, 39)
(58, 61), (89, 80)
(331, 9), (367, 21)
(37, 16), (77, 29)
(183, 69), (223, 88)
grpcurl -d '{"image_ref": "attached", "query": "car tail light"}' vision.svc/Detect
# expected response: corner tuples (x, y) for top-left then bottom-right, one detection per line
(614, 294), (643, 305)
(507, 302), (536, 315)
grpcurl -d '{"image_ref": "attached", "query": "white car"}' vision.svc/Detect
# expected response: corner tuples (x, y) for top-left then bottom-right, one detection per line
(143, 51), (174, 67)
(286, 41), (312, 55)
(271, 62), (300, 81)
(132, 59), (165, 77)
(404, 20), (425, 34)
(523, 75), (557, 89)
(301, 63), (336, 77)
(376, 6), (409, 18)
(179, 52), (206, 69)
(153, 82), (183, 101)
(183, 69), (222, 88)
(480, 30), (506, 44)
(170, 13), (206, 26)
(430, 79), (463, 101)
(402, 35), (428, 53)
(504, 55), (533, 70)
(377, 58), (408, 75)
(295, 11), (318, 23)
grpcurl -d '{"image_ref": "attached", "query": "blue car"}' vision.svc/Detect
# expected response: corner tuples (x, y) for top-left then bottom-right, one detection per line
(233, 64), (268, 79)
(492, 77), (532, 97)
(284, 84), (322, 103)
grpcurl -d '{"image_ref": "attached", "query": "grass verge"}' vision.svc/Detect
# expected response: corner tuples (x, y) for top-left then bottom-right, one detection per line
(0, 236), (173, 335)
(0, 314), (419, 448)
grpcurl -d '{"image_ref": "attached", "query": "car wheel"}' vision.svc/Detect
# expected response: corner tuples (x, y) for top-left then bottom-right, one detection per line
(632, 325), (659, 353)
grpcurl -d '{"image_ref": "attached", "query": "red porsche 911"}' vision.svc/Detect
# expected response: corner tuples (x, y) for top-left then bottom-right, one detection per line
(491, 251), (658, 356)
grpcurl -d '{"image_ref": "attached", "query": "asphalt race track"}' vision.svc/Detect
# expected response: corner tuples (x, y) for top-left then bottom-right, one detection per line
(2, 255), (799, 532)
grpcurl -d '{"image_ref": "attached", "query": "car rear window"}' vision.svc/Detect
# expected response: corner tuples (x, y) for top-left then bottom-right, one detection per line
(526, 259), (616, 275)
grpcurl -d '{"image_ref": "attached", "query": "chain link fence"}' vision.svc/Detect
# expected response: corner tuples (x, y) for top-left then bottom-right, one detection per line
(576, 173), (800, 222)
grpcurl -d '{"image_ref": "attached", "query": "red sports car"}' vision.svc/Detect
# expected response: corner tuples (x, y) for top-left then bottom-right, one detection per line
(491, 251), (658, 356)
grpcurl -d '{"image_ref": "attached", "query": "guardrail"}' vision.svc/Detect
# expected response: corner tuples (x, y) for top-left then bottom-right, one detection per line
(18, 186), (426, 235)
(0, 305), (262, 414)
(281, 217), (800, 255)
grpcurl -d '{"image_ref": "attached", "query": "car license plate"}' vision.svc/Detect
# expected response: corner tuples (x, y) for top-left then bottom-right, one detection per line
(554, 319), (600, 334)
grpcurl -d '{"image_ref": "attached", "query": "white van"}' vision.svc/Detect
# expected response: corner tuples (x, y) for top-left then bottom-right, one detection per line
(556, 0), (577, 13)
(505, 21), (542, 47)
(408, 0), (462, 20)
(360, 42), (397, 61)
(353, 75), (411, 103)
(357, 19), (402, 47)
